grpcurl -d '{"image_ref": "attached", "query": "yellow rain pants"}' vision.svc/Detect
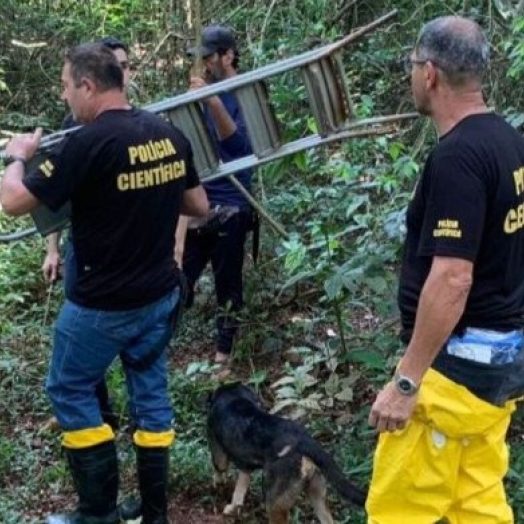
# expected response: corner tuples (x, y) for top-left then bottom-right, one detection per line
(366, 368), (515, 524)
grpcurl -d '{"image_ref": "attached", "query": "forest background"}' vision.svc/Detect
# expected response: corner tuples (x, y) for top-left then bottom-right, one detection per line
(2, 0), (524, 522)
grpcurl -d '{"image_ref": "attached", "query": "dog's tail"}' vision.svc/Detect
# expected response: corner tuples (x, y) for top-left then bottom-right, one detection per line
(297, 435), (368, 507)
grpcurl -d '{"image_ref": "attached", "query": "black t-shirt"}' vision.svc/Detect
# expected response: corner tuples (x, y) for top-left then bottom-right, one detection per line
(24, 107), (200, 310)
(399, 113), (524, 340)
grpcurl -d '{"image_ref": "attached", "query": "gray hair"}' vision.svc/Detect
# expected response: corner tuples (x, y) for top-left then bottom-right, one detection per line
(65, 43), (124, 92)
(415, 16), (489, 85)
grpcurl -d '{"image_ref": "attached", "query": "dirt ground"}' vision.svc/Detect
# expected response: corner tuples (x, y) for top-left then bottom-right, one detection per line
(167, 488), (251, 524)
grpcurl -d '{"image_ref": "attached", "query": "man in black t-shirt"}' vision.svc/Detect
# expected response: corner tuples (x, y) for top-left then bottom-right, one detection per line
(42, 36), (133, 284)
(42, 36), (132, 435)
(0, 44), (208, 524)
(366, 17), (524, 524)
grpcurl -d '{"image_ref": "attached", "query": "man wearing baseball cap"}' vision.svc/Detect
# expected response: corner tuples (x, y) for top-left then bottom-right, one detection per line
(188, 25), (238, 58)
(178, 25), (255, 376)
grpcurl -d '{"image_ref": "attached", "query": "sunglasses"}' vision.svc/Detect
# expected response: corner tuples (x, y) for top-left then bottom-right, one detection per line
(403, 56), (428, 74)
(403, 55), (443, 75)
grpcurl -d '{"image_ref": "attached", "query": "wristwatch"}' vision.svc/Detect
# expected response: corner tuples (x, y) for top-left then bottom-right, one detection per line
(3, 155), (27, 167)
(394, 372), (419, 396)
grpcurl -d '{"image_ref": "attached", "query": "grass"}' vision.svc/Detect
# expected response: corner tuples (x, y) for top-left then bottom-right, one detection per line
(2, 261), (524, 524)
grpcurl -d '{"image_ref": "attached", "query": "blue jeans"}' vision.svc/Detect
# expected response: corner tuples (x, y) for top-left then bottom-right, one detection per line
(46, 288), (179, 431)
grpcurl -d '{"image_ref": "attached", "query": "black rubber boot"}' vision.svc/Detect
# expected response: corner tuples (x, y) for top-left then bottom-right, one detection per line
(46, 441), (120, 524)
(136, 446), (170, 524)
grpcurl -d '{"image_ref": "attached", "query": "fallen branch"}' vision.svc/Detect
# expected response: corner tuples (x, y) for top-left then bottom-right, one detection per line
(328, 0), (358, 30)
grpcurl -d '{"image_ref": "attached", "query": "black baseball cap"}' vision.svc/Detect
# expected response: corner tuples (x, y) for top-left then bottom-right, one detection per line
(187, 25), (237, 57)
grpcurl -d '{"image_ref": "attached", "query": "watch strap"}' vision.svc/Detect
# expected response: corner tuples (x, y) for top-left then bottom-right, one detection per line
(4, 155), (27, 167)
(394, 371), (419, 396)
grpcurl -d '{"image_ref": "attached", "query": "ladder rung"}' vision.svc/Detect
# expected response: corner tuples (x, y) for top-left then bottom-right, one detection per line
(334, 52), (355, 119)
(165, 103), (219, 177)
(234, 81), (281, 158)
(301, 54), (352, 136)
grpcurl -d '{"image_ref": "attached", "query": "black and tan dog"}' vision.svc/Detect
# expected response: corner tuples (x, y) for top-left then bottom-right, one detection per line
(207, 382), (367, 523)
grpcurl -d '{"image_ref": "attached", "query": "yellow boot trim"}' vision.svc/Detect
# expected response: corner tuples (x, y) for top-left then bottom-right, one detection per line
(62, 424), (115, 449)
(133, 429), (176, 448)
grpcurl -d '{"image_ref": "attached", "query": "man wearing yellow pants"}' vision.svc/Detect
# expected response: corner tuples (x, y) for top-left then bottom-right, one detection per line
(369, 369), (515, 523)
(367, 16), (524, 524)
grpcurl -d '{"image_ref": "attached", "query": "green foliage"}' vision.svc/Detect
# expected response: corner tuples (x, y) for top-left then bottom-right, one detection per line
(270, 345), (361, 418)
(0, 0), (190, 129)
(275, 132), (418, 332)
(0, 215), (49, 338)
(3, 0), (524, 521)
(505, 17), (524, 80)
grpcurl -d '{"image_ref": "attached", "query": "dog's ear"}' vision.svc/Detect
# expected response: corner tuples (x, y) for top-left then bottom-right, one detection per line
(236, 383), (265, 408)
(245, 383), (269, 410)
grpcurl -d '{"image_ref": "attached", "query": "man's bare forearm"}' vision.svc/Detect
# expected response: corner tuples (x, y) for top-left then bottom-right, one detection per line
(47, 232), (62, 254)
(1, 163), (37, 216)
(397, 257), (473, 383)
(174, 215), (188, 268)
(1, 128), (42, 215)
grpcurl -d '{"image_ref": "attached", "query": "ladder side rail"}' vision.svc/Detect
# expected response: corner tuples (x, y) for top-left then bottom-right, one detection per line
(199, 112), (418, 183)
